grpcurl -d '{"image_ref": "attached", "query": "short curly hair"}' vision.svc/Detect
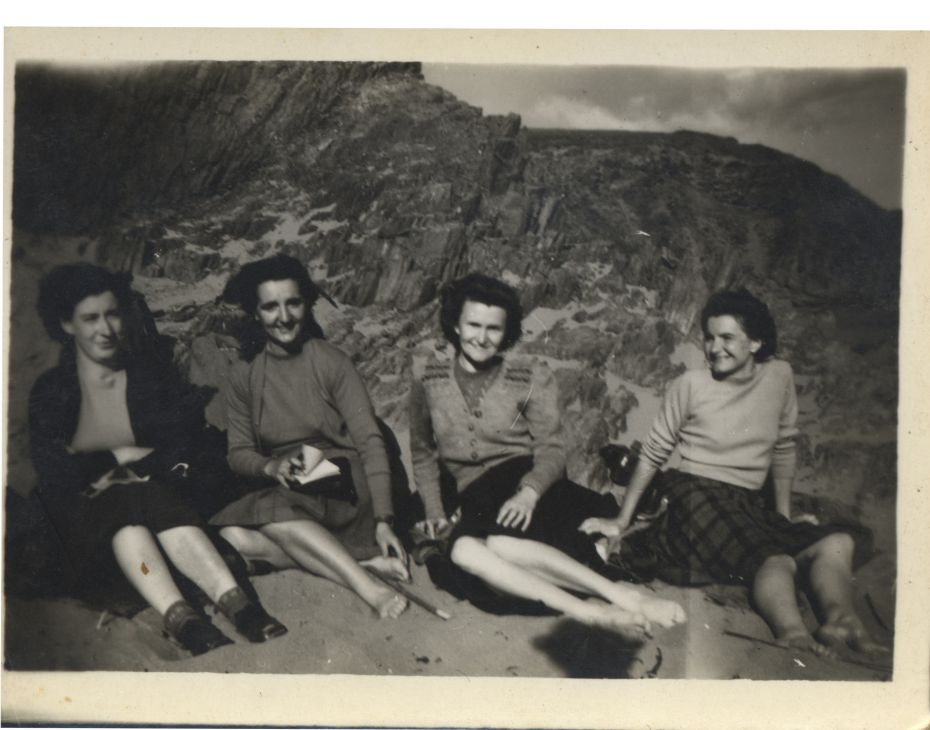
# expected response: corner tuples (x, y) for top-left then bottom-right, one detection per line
(37, 263), (133, 344)
(223, 254), (324, 360)
(700, 288), (778, 361)
(439, 273), (523, 352)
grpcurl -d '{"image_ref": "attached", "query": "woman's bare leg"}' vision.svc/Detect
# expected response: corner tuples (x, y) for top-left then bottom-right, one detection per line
(796, 533), (887, 654)
(260, 520), (406, 618)
(156, 525), (238, 603)
(484, 535), (685, 627)
(111, 525), (185, 614)
(752, 553), (833, 657)
(219, 526), (301, 571)
(451, 536), (649, 633)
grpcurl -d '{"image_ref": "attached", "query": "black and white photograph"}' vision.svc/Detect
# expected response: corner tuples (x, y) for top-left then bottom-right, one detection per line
(3, 27), (929, 729)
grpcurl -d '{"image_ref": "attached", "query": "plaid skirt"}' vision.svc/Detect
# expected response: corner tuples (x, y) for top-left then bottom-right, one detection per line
(649, 471), (872, 586)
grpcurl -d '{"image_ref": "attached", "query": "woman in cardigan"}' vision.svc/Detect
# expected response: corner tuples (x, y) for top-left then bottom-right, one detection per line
(211, 255), (408, 619)
(408, 273), (685, 632)
(29, 263), (286, 656)
(581, 289), (884, 656)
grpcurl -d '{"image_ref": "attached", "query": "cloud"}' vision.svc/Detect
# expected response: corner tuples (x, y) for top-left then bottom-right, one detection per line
(523, 94), (627, 130)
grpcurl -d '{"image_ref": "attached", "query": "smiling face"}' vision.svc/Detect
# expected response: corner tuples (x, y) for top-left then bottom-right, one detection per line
(703, 314), (761, 379)
(256, 279), (307, 348)
(61, 291), (123, 366)
(455, 300), (507, 372)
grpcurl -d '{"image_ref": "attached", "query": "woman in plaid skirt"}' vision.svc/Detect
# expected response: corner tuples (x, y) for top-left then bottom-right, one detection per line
(581, 289), (885, 657)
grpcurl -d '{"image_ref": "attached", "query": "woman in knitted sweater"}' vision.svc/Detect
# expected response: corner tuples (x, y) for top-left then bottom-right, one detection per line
(581, 289), (884, 656)
(409, 273), (685, 632)
(211, 255), (408, 618)
(29, 264), (285, 655)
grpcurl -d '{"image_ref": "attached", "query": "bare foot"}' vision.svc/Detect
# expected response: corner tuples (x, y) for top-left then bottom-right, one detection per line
(574, 603), (652, 637)
(639, 596), (687, 628)
(776, 628), (836, 659)
(361, 583), (408, 619)
(605, 583), (686, 628)
(816, 616), (889, 655)
(361, 555), (410, 582)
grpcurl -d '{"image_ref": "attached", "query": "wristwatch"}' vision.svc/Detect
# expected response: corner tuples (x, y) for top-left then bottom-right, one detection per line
(375, 515), (396, 528)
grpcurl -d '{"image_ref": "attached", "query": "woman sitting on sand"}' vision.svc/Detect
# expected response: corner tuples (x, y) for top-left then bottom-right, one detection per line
(29, 263), (286, 656)
(407, 272), (685, 632)
(581, 288), (885, 657)
(210, 255), (409, 619)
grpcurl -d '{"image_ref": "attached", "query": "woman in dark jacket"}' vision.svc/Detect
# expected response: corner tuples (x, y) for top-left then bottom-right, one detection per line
(29, 263), (286, 655)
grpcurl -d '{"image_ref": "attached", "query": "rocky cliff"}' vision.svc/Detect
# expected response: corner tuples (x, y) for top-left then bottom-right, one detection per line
(10, 61), (900, 545)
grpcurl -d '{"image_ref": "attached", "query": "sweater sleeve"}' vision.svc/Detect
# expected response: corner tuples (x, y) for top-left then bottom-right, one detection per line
(408, 376), (446, 521)
(771, 364), (799, 480)
(640, 373), (689, 469)
(28, 370), (118, 497)
(519, 362), (566, 496)
(324, 347), (394, 519)
(226, 361), (271, 478)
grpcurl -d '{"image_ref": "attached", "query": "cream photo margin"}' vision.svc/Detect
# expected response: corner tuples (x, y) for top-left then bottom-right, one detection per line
(2, 27), (929, 730)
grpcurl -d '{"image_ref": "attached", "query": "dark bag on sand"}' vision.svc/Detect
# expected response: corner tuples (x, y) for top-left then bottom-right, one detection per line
(290, 456), (358, 505)
(598, 442), (668, 583)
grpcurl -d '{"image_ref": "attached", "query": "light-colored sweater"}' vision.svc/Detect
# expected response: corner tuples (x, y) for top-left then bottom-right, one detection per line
(226, 339), (394, 518)
(409, 354), (565, 522)
(640, 359), (799, 490)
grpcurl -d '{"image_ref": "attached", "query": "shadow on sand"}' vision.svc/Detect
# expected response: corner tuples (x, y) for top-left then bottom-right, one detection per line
(534, 620), (652, 678)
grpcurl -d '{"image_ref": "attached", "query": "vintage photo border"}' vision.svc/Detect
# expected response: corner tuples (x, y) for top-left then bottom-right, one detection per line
(2, 27), (929, 729)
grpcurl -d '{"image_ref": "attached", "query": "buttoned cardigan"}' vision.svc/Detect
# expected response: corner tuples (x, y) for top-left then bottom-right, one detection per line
(409, 353), (565, 522)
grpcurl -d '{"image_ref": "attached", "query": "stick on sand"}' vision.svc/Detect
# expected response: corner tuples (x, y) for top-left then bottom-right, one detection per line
(366, 568), (452, 620)
(722, 630), (891, 672)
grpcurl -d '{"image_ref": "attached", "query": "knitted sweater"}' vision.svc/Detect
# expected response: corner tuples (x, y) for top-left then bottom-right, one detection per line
(226, 339), (394, 518)
(409, 354), (565, 521)
(640, 359), (799, 490)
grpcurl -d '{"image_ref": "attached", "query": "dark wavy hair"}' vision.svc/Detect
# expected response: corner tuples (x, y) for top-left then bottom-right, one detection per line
(439, 273), (523, 352)
(223, 254), (324, 360)
(700, 288), (777, 361)
(37, 263), (133, 344)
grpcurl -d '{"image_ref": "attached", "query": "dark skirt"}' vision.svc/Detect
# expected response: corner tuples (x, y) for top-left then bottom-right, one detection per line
(449, 456), (620, 564)
(648, 470), (873, 586)
(404, 456), (621, 614)
(40, 478), (203, 585)
(209, 447), (379, 560)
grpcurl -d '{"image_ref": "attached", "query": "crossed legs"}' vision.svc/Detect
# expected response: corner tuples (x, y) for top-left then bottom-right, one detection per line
(219, 521), (406, 618)
(450, 535), (685, 633)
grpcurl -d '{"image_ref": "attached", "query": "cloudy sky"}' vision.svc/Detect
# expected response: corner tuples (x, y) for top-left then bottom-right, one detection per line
(423, 65), (906, 210)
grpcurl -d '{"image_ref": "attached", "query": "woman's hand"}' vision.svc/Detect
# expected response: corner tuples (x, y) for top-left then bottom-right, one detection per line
(263, 455), (300, 488)
(579, 515), (629, 538)
(375, 520), (408, 567)
(791, 512), (820, 526)
(496, 485), (539, 532)
(415, 517), (451, 540)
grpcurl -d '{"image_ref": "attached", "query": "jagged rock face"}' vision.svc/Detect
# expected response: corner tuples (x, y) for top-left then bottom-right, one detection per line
(9, 61), (899, 526)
